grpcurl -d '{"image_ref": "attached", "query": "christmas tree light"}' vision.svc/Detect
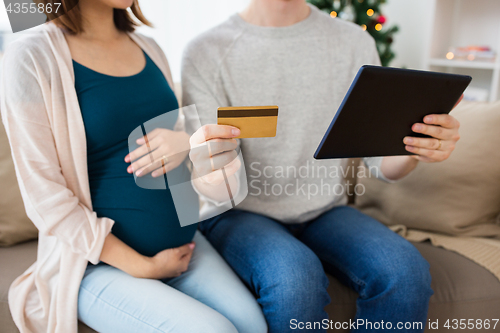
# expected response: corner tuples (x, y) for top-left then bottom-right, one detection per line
(307, 0), (399, 66)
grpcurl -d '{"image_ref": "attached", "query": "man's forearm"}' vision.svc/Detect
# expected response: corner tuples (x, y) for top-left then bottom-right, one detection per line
(192, 169), (240, 203)
(381, 155), (419, 181)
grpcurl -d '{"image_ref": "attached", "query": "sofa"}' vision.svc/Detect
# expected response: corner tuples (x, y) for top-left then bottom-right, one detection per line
(1, 101), (500, 332)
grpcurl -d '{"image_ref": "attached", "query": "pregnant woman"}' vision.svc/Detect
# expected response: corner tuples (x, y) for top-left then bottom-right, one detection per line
(1, 0), (266, 332)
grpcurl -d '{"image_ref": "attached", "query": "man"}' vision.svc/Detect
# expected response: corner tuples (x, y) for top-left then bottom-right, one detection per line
(182, 0), (461, 332)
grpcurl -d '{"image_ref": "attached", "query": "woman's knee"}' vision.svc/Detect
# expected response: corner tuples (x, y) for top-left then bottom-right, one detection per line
(230, 308), (268, 333)
(215, 284), (267, 333)
(170, 308), (239, 333)
(199, 314), (239, 333)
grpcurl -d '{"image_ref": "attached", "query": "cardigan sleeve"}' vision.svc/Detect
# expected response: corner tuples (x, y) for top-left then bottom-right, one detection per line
(0, 40), (114, 265)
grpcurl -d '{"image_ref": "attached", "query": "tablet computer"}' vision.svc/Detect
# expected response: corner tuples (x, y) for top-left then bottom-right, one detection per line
(314, 65), (471, 159)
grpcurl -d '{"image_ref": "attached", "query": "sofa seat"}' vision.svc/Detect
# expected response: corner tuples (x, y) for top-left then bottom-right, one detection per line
(0, 241), (96, 333)
(326, 242), (500, 332)
(1, 240), (500, 333)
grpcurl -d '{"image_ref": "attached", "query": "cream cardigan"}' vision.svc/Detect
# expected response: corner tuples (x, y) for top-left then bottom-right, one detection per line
(1, 23), (176, 333)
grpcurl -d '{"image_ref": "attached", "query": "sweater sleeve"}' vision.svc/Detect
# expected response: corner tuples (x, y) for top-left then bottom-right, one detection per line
(0, 41), (114, 265)
(181, 50), (245, 207)
(181, 55), (227, 134)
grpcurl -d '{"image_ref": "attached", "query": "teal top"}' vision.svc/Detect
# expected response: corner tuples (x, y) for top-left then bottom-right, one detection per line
(74, 51), (197, 257)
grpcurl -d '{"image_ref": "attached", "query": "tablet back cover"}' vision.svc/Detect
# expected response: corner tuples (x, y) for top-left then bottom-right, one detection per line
(314, 66), (471, 159)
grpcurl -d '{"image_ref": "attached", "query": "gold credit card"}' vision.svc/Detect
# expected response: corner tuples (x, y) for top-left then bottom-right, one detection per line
(217, 106), (279, 139)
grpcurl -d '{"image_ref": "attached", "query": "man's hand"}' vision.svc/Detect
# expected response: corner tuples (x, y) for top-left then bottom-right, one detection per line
(403, 94), (463, 163)
(381, 96), (463, 180)
(125, 129), (190, 178)
(403, 114), (460, 163)
(189, 124), (241, 186)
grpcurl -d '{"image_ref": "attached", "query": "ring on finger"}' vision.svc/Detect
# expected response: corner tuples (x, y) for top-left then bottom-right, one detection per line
(436, 139), (442, 150)
(160, 155), (170, 174)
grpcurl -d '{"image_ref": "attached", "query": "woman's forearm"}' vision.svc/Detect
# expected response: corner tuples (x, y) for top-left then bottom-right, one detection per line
(99, 233), (152, 278)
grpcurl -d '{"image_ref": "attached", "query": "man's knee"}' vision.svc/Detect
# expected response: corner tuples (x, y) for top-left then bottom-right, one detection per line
(394, 244), (431, 289)
(367, 242), (433, 305)
(262, 247), (329, 304)
(400, 248), (433, 304)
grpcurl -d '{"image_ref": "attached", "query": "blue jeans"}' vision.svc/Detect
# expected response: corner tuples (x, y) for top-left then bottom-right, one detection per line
(200, 206), (433, 333)
(77, 231), (267, 333)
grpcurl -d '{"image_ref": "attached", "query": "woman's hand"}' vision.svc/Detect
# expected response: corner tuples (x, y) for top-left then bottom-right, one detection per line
(189, 124), (242, 186)
(100, 233), (195, 280)
(140, 242), (196, 279)
(125, 129), (190, 178)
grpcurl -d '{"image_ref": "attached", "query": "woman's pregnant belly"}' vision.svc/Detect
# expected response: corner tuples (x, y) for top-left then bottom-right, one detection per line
(89, 155), (198, 257)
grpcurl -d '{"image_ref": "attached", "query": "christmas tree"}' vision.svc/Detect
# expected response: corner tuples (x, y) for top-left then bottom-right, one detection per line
(308, 0), (399, 67)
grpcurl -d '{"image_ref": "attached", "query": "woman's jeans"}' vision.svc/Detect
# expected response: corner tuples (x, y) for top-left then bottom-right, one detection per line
(200, 206), (433, 333)
(77, 231), (267, 333)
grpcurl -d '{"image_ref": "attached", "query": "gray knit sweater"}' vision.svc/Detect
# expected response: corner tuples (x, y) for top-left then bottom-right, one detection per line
(182, 4), (389, 223)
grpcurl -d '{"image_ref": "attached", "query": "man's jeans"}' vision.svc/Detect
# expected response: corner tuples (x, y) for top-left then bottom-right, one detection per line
(200, 206), (433, 333)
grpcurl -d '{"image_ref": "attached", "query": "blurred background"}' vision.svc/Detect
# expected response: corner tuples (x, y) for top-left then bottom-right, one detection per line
(0, 0), (499, 101)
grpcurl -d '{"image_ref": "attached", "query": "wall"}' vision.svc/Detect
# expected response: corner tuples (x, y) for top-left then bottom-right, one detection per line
(0, 0), (250, 79)
(137, 0), (250, 82)
(136, 0), (436, 75)
(0, 0), (430, 76)
(0, 1), (9, 31)
(137, 0), (433, 79)
(383, 0), (434, 70)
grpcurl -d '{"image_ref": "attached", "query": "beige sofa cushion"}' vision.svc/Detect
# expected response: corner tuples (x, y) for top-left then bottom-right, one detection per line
(0, 122), (38, 246)
(355, 101), (500, 238)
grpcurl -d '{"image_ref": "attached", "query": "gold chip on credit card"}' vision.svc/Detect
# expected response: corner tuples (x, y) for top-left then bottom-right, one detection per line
(217, 106), (279, 139)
